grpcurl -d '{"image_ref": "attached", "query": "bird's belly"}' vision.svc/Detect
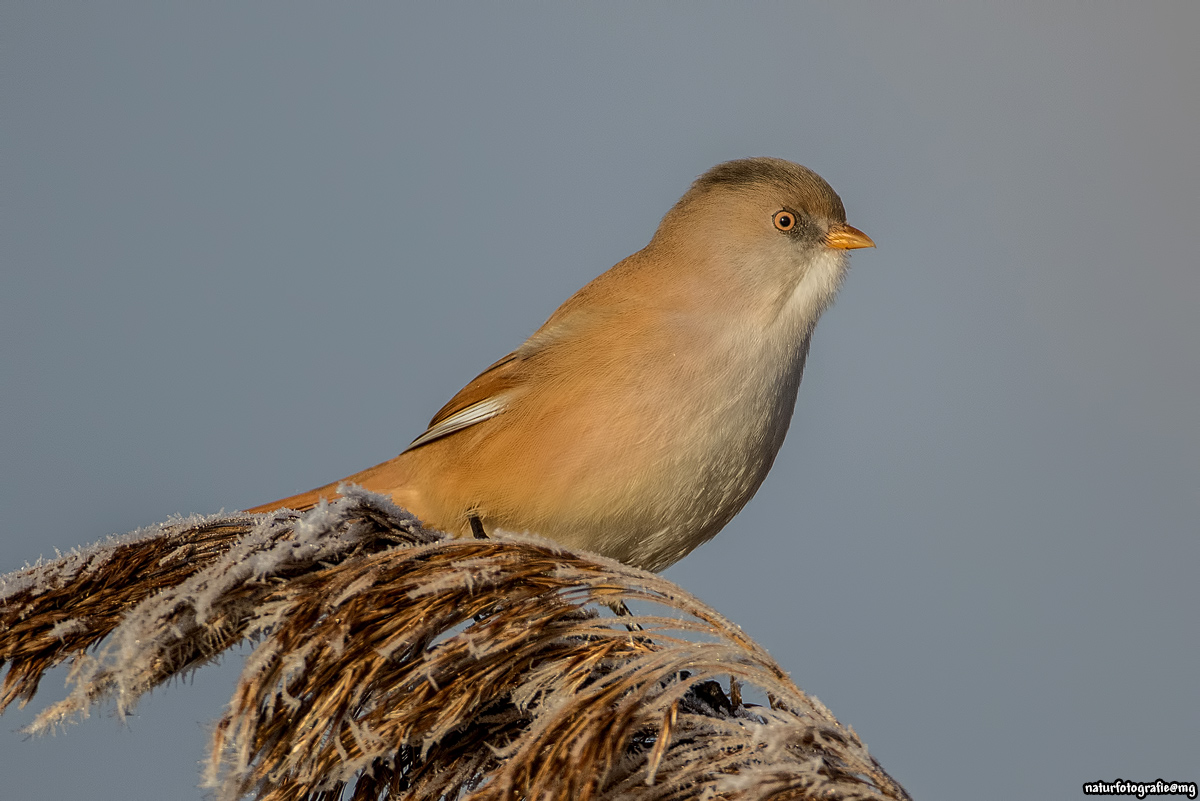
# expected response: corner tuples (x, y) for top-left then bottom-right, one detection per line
(500, 348), (803, 571)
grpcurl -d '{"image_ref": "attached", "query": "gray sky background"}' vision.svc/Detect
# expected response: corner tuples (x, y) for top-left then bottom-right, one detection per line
(2, 5), (1197, 799)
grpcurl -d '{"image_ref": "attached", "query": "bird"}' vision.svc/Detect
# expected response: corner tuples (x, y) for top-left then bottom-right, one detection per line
(246, 158), (874, 572)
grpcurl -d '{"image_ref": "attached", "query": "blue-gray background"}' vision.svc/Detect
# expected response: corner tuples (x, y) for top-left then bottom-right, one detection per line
(2, 5), (1196, 799)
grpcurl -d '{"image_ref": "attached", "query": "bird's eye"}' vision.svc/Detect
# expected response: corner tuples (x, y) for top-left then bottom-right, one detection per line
(772, 210), (796, 232)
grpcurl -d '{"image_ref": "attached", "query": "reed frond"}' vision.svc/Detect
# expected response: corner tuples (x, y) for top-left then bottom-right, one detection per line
(1, 487), (909, 801)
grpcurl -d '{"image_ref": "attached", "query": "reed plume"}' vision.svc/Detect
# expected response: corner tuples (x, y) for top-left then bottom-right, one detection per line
(1, 487), (909, 801)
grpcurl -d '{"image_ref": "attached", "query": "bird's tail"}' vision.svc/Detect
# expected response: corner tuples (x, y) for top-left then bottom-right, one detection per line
(243, 483), (337, 514)
(243, 452), (421, 515)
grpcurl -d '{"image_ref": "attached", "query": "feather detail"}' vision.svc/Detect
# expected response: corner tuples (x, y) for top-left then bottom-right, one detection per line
(406, 393), (511, 450)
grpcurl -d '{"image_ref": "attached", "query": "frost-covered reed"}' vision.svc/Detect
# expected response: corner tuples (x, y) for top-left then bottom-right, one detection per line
(1, 488), (909, 801)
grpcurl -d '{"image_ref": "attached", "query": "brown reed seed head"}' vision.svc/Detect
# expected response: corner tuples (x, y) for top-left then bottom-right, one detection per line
(1, 488), (909, 801)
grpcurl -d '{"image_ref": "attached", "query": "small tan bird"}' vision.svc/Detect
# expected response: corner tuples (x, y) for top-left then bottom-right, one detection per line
(247, 158), (873, 572)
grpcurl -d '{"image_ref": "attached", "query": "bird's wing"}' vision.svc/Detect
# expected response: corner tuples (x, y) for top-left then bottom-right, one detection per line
(404, 305), (591, 452)
(403, 352), (525, 451)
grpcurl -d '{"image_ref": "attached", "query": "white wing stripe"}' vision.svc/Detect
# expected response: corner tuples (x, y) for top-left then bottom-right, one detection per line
(405, 394), (510, 450)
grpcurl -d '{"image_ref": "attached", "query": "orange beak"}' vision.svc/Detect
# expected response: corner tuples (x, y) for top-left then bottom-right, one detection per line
(825, 223), (875, 250)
